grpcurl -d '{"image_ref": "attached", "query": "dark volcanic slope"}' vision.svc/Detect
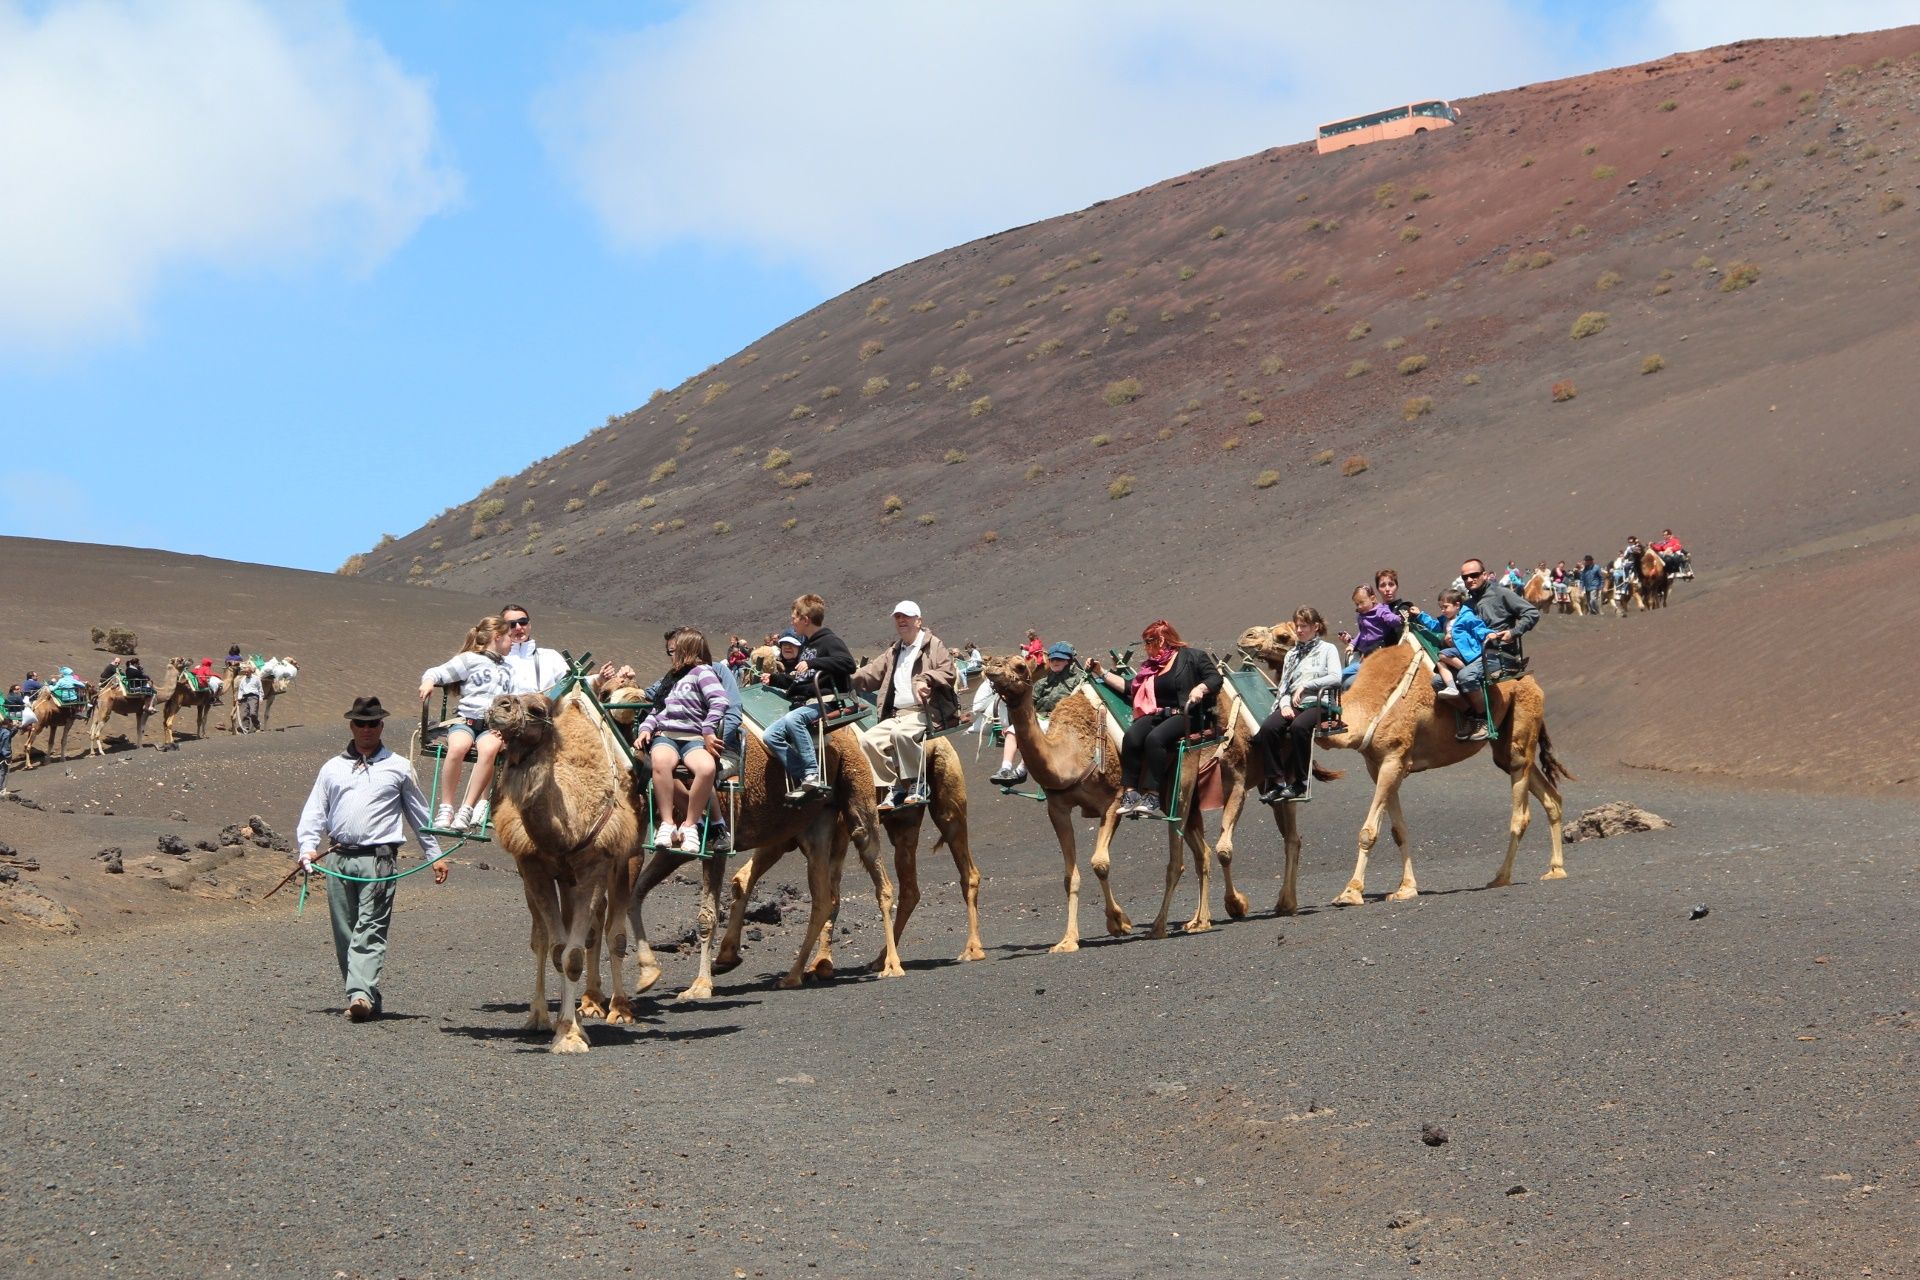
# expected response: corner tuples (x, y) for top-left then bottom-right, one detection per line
(361, 28), (1920, 627)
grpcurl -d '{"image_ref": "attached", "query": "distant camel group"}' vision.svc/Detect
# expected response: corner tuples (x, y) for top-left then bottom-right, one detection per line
(472, 621), (1567, 1054)
(8, 656), (299, 770)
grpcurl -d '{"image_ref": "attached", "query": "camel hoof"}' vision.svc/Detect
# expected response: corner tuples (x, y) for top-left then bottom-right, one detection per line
(521, 1008), (552, 1032)
(776, 972), (805, 990)
(876, 958), (906, 979)
(1182, 918), (1212, 934)
(632, 965), (662, 994)
(673, 979), (713, 1002)
(1049, 939), (1080, 954)
(809, 957), (836, 981)
(1540, 867), (1568, 881)
(1387, 886), (1418, 902)
(1274, 897), (1298, 917)
(1225, 891), (1250, 920)
(549, 1024), (590, 1054)
(711, 951), (741, 974)
(955, 943), (986, 962)
(577, 992), (609, 1020)
(1331, 888), (1365, 907)
(1105, 915), (1133, 937)
(1485, 875), (1513, 889)
(1148, 923), (1169, 940)
(605, 997), (636, 1025)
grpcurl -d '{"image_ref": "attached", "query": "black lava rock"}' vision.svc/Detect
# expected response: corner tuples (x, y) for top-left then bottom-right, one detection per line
(1420, 1124), (1450, 1147)
(156, 834), (190, 856)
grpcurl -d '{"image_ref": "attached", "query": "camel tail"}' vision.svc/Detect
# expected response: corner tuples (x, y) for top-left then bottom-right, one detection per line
(1534, 722), (1574, 787)
(1310, 762), (1346, 782)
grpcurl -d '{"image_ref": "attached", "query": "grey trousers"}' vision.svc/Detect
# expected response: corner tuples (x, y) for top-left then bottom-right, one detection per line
(326, 850), (397, 1011)
(861, 709), (929, 789)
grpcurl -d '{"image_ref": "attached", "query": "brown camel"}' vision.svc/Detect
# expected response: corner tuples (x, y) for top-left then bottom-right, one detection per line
(982, 654), (1258, 951)
(21, 686), (88, 768)
(160, 658), (220, 743)
(89, 672), (156, 757)
(483, 687), (664, 1053)
(685, 721), (904, 987)
(1638, 549), (1670, 610)
(1522, 569), (1552, 613)
(1259, 626), (1571, 905)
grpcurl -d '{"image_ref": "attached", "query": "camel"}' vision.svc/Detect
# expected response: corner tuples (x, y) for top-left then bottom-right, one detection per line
(981, 654), (1258, 951)
(748, 644), (781, 675)
(226, 657), (297, 733)
(1638, 549), (1670, 610)
(483, 686), (662, 1053)
(20, 686), (88, 768)
(1218, 631), (1348, 916)
(160, 658), (219, 743)
(1522, 569), (1552, 613)
(88, 674), (156, 757)
(1244, 623), (1571, 906)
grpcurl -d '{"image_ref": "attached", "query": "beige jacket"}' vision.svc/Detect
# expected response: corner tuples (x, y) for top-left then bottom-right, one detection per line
(853, 629), (958, 724)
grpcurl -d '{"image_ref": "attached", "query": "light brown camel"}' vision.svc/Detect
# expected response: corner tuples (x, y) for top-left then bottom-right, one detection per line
(89, 672), (156, 757)
(748, 644), (780, 675)
(21, 686), (88, 768)
(982, 654), (1258, 951)
(160, 658), (220, 743)
(1219, 628), (1348, 916)
(1255, 626), (1571, 905)
(483, 687), (663, 1053)
(1638, 549), (1670, 610)
(1522, 569), (1552, 613)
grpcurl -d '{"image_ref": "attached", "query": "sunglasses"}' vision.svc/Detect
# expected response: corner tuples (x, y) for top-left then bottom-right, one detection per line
(350, 719), (383, 728)
(504, 617), (531, 628)
(1462, 571), (1485, 580)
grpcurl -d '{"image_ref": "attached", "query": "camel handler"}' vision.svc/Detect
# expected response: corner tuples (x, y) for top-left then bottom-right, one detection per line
(294, 696), (447, 1023)
(851, 601), (958, 812)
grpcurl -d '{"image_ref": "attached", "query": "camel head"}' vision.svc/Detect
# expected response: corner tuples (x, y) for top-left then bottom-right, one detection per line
(1236, 623), (1298, 671)
(602, 685), (647, 732)
(981, 653), (1040, 700)
(486, 691), (557, 763)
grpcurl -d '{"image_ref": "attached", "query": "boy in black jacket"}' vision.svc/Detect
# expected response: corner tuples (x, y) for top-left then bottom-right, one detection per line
(760, 593), (857, 799)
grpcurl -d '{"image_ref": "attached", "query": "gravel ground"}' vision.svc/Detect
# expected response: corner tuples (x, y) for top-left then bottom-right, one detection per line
(0, 764), (1914, 1278)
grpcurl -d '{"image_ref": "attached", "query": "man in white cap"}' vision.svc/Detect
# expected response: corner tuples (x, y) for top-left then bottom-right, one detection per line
(851, 600), (957, 811)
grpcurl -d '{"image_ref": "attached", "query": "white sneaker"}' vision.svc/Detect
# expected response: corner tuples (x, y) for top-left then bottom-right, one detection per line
(675, 822), (701, 851)
(471, 799), (490, 829)
(654, 823), (680, 851)
(451, 804), (474, 832)
(435, 803), (454, 829)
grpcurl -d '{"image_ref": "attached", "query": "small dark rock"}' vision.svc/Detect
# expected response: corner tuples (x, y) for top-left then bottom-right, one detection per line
(12, 795), (44, 810)
(1506, 1184), (1528, 1197)
(194, 840), (218, 852)
(745, 901), (783, 925)
(746, 927), (764, 942)
(1690, 904), (1710, 920)
(169, 810), (188, 823)
(95, 847), (121, 860)
(251, 834), (275, 849)
(475, 861), (491, 872)
(102, 852), (124, 875)
(0, 840), (14, 856)
(156, 834), (190, 856)
(248, 816), (273, 836)
(268, 835), (291, 853)
(0, 866), (17, 884)
(57, 805), (74, 814)
(1420, 1123), (1450, 1147)
(218, 825), (244, 847)
(102, 809), (113, 816)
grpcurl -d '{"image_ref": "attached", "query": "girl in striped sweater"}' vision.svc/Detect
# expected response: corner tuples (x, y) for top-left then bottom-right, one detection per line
(636, 628), (731, 851)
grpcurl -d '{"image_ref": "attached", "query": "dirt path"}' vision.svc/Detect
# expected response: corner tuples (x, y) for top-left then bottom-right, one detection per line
(1, 768), (1913, 1277)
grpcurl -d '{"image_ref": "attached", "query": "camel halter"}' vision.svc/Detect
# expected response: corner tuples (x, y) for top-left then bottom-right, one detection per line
(1357, 634), (1434, 753)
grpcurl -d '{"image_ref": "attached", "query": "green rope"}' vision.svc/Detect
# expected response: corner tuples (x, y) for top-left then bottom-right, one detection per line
(294, 841), (462, 915)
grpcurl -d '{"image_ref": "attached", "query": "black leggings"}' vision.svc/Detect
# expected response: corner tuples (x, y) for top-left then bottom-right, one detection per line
(1120, 711), (1188, 794)
(1253, 703), (1327, 787)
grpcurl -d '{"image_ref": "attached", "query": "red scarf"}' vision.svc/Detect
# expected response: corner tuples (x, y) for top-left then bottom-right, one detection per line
(1129, 650), (1175, 718)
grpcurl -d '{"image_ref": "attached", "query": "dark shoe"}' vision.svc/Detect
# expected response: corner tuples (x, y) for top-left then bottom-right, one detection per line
(1008, 766), (1027, 784)
(902, 785), (930, 808)
(1257, 784), (1286, 804)
(1283, 783), (1311, 804)
(703, 823), (732, 854)
(1117, 789), (1144, 816)
(346, 996), (374, 1023)
(877, 786), (904, 813)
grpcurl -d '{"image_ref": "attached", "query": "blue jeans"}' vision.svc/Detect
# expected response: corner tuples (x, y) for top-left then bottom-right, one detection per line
(1340, 658), (1361, 690)
(763, 704), (823, 783)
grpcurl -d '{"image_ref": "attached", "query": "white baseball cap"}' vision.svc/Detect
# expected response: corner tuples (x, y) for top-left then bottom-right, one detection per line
(891, 599), (922, 618)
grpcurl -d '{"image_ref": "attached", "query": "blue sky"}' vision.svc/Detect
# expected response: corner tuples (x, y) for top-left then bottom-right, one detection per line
(1, 0), (1910, 571)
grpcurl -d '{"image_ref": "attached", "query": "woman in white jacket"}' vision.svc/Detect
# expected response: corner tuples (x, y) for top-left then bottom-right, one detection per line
(1253, 607), (1343, 803)
(418, 617), (515, 831)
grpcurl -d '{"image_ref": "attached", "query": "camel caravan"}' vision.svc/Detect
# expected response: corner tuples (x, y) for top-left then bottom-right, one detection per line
(2, 650), (299, 771)
(398, 568), (1585, 1054)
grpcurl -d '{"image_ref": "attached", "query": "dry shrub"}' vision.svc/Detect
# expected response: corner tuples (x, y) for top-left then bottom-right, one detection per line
(994, 273), (1016, 288)
(1340, 455), (1369, 477)
(764, 447), (792, 470)
(519, 498), (535, 515)
(947, 370), (973, 391)
(820, 385), (842, 399)
(859, 339), (885, 361)
(1570, 311), (1609, 339)
(865, 295), (890, 317)
(1399, 226), (1423, 243)
(1880, 194), (1906, 214)
(1384, 336), (1407, 351)
(882, 494), (904, 514)
(1462, 372), (1482, 386)
(969, 396), (993, 418)
(587, 478), (610, 498)
(943, 448), (966, 465)
(780, 471), (814, 489)
(1345, 360), (1372, 379)
(1551, 380), (1577, 402)
(1595, 270), (1622, 291)
(861, 376), (890, 397)
(1178, 265), (1198, 281)
(916, 513), (936, 526)
(1260, 354), (1285, 375)
(650, 459), (677, 483)
(1410, 185), (1432, 201)
(1255, 470), (1280, 489)
(1693, 255), (1715, 270)
(1245, 410), (1265, 425)
(1108, 475), (1135, 500)
(1729, 152), (1751, 171)
(1208, 224), (1228, 240)
(1719, 262), (1761, 291)
(789, 405), (814, 420)
(563, 497), (586, 513)
(1403, 395), (1434, 420)
(1398, 355), (1429, 376)
(1312, 449), (1335, 466)
(1282, 265), (1307, 282)
(782, 517), (798, 531)
(1223, 436), (1243, 451)
(701, 381), (729, 405)
(1091, 433), (1112, 448)
(1658, 99), (1677, 111)
(1347, 320), (1372, 341)
(712, 521), (731, 536)
(1103, 378), (1143, 406)
(1024, 464), (1044, 481)
(638, 495), (657, 509)
(1641, 354), (1666, 375)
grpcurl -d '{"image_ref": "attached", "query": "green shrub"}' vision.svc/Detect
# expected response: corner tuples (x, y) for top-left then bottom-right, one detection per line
(1570, 311), (1609, 339)
(1102, 378), (1143, 406)
(1178, 265), (1198, 280)
(861, 376), (890, 397)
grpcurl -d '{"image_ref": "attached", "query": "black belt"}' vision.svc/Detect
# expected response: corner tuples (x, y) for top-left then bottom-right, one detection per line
(329, 842), (399, 856)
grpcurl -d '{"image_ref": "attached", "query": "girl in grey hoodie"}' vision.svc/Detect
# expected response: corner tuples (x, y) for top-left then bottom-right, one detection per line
(418, 618), (515, 831)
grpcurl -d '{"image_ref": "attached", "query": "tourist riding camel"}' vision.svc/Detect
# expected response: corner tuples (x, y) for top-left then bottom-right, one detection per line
(850, 600), (958, 813)
(418, 617), (514, 832)
(1085, 620), (1221, 820)
(90, 664), (157, 756)
(758, 593), (857, 800)
(1651, 529), (1692, 580)
(499, 603), (567, 695)
(1252, 607), (1341, 803)
(160, 657), (222, 744)
(990, 641), (1084, 785)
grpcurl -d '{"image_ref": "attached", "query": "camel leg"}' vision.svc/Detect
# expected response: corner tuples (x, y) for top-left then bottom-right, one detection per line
(716, 843), (789, 971)
(853, 822), (905, 978)
(782, 841), (838, 989)
(547, 873), (602, 1053)
(1148, 804), (1188, 939)
(1214, 772), (1252, 919)
(627, 849), (687, 995)
(943, 816), (985, 963)
(675, 854), (726, 1001)
(519, 870), (554, 1033)
(1275, 804), (1302, 917)
(1531, 762), (1569, 882)
(1488, 763), (1537, 889)
(1333, 757), (1406, 906)
(1384, 787), (1417, 901)
(598, 857), (640, 1022)
(578, 863), (613, 1021)
(887, 817), (923, 952)
(1086, 807), (1135, 937)
(1047, 799), (1085, 953)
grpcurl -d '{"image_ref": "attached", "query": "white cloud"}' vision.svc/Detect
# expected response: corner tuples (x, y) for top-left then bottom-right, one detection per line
(0, 0), (459, 351)
(1646, 1), (1917, 50)
(539, 0), (1582, 292)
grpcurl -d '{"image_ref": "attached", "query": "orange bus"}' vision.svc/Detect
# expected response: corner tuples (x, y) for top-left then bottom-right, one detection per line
(1316, 100), (1460, 154)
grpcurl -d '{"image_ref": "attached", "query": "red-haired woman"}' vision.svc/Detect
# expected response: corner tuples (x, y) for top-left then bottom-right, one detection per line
(1086, 620), (1221, 818)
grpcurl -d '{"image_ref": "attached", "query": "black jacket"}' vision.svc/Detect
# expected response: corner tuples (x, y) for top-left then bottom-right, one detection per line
(768, 626), (856, 704)
(1128, 647), (1221, 715)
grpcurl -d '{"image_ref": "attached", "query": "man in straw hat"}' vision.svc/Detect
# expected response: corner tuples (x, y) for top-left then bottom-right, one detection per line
(294, 695), (446, 1022)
